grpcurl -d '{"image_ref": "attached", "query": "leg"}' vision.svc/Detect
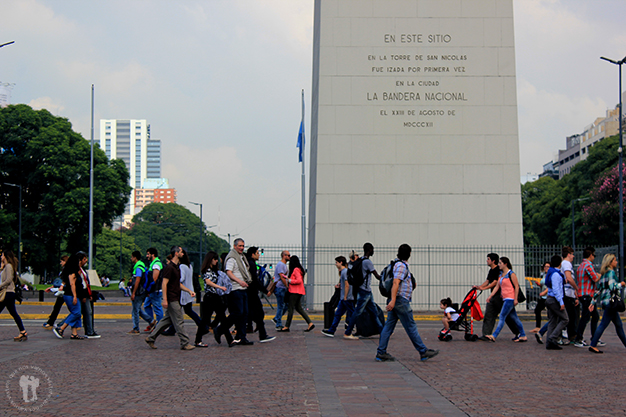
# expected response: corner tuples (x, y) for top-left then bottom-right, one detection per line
(576, 295), (592, 341)
(546, 298), (569, 344)
(363, 294), (383, 332)
(249, 293), (267, 340)
(482, 299), (500, 336)
(394, 297), (428, 355)
(564, 296), (578, 341)
(328, 300), (349, 334)
(294, 294), (312, 325)
(611, 312), (626, 348)
(4, 293), (25, 332)
(345, 290), (369, 336)
(47, 296), (65, 326)
(534, 298), (546, 329)
(273, 287), (286, 327)
(150, 292), (164, 322)
(147, 307), (173, 343)
(143, 295), (153, 320)
(284, 293), (296, 329)
(590, 307), (600, 339)
(590, 307), (613, 347)
(507, 308), (525, 337)
(168, 301), (191, 347)
(492, 300), (515, 339)
(377, 300), (399, 356)
(183, 303), (206, 344)
(81, 299), (94, 335)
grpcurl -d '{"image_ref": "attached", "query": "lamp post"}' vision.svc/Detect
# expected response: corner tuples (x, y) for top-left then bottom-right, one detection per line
(601, 55), (626, 280)
(0, 41), (15, 49)
(189, 201), (203, 263)
(571, 197), (590, 251)
(5, 183), (21, 274)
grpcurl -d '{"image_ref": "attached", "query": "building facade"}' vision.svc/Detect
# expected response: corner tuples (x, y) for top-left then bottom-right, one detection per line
(134, 178), (176, 213)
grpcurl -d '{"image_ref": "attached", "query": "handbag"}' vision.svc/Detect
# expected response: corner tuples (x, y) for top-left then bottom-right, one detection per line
(609, 289), (626, 313)
(0, 287), (6, 303)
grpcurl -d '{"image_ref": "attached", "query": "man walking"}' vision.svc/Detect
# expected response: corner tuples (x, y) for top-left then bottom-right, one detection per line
(376, 244), (439, 362)
(474, 253), (519, 340)
(561, 246), (580, 344)
(344, 243), (384, 340)
(145, 246), (195, 350)
(322, 256), (355, 337)
(271, 250), (290, 329)
(545, 255), (569, 350)
(143, 247), (163, 332)
(574, 247), (601, 347)
(246, 246), (276, 343)
(128, 251), (153, 335)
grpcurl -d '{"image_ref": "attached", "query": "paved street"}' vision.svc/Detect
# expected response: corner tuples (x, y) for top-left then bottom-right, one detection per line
(0, 298), (625, 416)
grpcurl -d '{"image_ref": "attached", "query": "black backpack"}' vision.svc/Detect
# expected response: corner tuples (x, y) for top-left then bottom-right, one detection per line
(347, 258), (365, 297)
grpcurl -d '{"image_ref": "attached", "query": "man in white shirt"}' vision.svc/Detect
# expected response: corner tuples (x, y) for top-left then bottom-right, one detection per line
(560, 246), (579, 345)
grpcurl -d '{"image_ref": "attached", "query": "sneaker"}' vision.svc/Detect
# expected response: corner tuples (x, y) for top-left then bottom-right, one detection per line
(85, 333), (101, 339)
(271, 317), (278, 326)
(229, 339), (240, 348)
(145, 320), (156, 332)
(556, 338), (570, 346)
(343, 334), (359, 340)
(145, 338), (157, 349)
(128, 329), (141, 335)
(375, 352), (395, 362)
(597, 340), (607, 347)
(259, 335), (276, 343)
(573, 340), (587, 348)
(546, 341), (562, 350)
(43, 323), (54, 330)
(53, 327), (64, 339)
(239, 339), (254, 346)
(321, 329), (335, 338)
(420, 349), (439, 362)
(535, 333), (543, 344)
(181, 344), (195, 350)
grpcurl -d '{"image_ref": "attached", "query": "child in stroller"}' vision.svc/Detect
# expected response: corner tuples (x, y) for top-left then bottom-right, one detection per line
(439, 298), (459, 341)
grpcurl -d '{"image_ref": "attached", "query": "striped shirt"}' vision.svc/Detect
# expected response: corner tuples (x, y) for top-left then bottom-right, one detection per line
(576, 259), (598, 297)
(393, 260), (412, 301)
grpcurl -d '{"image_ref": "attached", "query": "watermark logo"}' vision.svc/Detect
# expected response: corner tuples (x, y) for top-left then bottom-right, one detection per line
(5, 366), (53, 411)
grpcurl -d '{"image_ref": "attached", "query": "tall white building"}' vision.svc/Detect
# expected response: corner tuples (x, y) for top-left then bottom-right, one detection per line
(99, 119), (161, 220)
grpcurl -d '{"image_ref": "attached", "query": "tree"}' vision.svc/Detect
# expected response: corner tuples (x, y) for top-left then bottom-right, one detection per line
(521, 176), (568, 245)
(127, 202), (229, 275)
(94, 226), (141, 280)
(0, 104), (131, 275)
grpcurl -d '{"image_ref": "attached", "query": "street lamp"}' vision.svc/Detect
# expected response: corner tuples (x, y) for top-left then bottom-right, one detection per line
(0, 41), (15, 49)
(189, 201), (203, 264)
(601, 54), (626, 280)
(4, 183), (21, 274)
(571, 197), (590, 251)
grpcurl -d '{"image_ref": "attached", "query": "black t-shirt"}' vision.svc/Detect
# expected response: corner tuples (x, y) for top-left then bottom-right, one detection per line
(161, 262), (181, 303)
(487, 267), (501, 294)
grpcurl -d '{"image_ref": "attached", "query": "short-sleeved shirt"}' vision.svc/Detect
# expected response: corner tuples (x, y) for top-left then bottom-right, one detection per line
(339, 268), (353, 301)
(226, 257), (245, 291)
(161, 261), (181, 303)
(561, 260), (576, 298)
(179, 264), (193, 305)
(149, 258), (163, 293)
(445, 306), (459, 321)
(393, 260), (412, 301)
(360, 258), (376, 292)
(577, 259), (598, 297)
(487, 267), (501, 293)
(274, 261), (288, 289)
(499, 270), (515, 300)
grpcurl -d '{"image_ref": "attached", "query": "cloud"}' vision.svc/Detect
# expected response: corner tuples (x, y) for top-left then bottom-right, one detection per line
(28, 96), (65, 115)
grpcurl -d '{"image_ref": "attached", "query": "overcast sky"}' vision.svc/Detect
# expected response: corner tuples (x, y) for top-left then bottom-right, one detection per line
(1, 0), (625, 246)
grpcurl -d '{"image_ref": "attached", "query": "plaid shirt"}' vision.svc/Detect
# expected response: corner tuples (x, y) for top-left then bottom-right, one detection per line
(591, 269), (619, 309)
(393, 260), (412, 301)
(576, 259), (599, 297)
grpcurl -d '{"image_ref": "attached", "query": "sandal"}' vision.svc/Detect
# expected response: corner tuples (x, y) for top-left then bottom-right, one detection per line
(70, 334), (85, 340)
(304, 324), (316, 332)
(277, 328), (290, 332)
(14, 331), (27, 342)
(485, 335), (496, 342)
(514, 337), (527, 343)
(194, 342), (209, 348)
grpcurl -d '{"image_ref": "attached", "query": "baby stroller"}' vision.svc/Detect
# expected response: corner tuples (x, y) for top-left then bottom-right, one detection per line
(438, 288), (483, 342)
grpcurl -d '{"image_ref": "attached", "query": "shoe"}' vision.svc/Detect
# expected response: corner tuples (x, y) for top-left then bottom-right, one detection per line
(70, 334), (85, 340)
(546, 341), (562, 350)
(259, 335), (276, 343)
(14, 331), (27, 342)
(145, 320), (156, 332)
(513, 336), (527, 343)
(85, 333), (101, 339)
(535, 333), (543, 344)
(229, 339), (240, 348)
(128, 329), (140, 335)
(556, 338), (570, 346)
(271, 317), (278, 326)
(214, 328), (222, 344)
(420, 349), (439, 362)
(343, 334), (359, 340)
(277, 328), (290, 332)
(194, 342), (209, 348)
(181, 344), (195, 350)
(597, 340), (607, 347)
(478, 335), (489, 341)
(589, 346), (603, 354)
(43, 323), (54, 330)
(304, 324), (316, 332)
(511, 334), (520, 341)
(375, 352), (395, 362)
(573, 340), (587, 348)
(53, 327), (64, 339)
(484, 335), (496, 342)
(239, 339), (254, 346)
(145, 338), (157, 349)
(321, 329), (334, 338)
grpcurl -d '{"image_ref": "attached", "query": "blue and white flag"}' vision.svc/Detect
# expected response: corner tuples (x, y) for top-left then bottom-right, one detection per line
(297, 91), (305, 163)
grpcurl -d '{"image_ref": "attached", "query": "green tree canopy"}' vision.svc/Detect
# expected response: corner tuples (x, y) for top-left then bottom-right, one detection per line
(127, 202), (229, 274)
(0, 104), (131, 275)
(94, 226), (140, 281)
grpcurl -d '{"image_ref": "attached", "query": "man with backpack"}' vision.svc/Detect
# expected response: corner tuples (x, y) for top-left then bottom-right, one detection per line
(544, 255), (569, 350)
(344, 242), (383, 340)
(129, 251), (154, 335)
(143, 247), (163, 332)
(376, 244), (439, 362)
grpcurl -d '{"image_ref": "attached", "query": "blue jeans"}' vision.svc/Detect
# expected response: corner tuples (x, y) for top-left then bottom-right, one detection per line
(144, 291), (163, 323)
(63, 295), (82, 328)
(345, 289), (383, 336)
(132, 293), (153, 331)
(590, 306), (626, 348)
(328, 299), (355, 334)
(226, 290), (248, 341)
(492, 299), (526, 339)
(273, 286), (288, 327)
(80, 298), (94, 335)
(377, 296), (427, 355)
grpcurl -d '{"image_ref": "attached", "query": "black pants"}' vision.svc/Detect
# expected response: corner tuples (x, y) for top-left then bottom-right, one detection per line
(576, 295), (599, 342)
(534, 298), (546, 328)
(182, 302), (208, 344)
(201, 291), (228, 330)
(246, 288), (267, 339)
(0, 292), (24, 331)
(46, 296), (65, 326)
(564, 296), (579, 341)
(482, 296), (519, 336)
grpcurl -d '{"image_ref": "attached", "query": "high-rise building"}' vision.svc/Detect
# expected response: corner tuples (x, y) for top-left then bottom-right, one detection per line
(134, 178), (177, 213)
(99, 119), (161, 219)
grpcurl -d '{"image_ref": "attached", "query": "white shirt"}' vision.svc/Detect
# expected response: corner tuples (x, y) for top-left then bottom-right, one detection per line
(179, 264), (193, 305)
(445, 306), (459, 321)
(226, 257), (245, 291)
(561, 260), (576, 298)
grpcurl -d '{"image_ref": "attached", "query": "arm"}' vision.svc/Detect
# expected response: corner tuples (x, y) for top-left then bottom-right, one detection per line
(372, 269), (381, 280)
(131, 270), (142, 300)
(0, 267), (11, 290)
(474, 278), (494, 291)
(344, 280), (350, 301)
(180, 283), (195, 297)
(204, 277), (226, 291)
(511, 273), (520, 306)
(289, 269), (303, 285)
(69, 274), (78, 305)
(226, 270), (248, 288)
(152, 268), (160, 283)
(279, 271), (289, 287)
(386, 279), (401, 311)
(161, 277), (169, 309)
(565, 270), (578, 292)
(539, 288), (548, 297)
(487, 280), (501, 303)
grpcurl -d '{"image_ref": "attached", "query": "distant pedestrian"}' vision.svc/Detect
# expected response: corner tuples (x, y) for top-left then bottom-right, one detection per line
(271, 250), (290, 329)
(588, 254), (626, 354)
(376, 244), (438, 362)
(322, 256), (355, 337)
(246, 246), (276, 343)
(200, 251), (233, 345)
(53, 253), (87, 340)
(143, 248), (163, 332)
(278, 255), (314, 332)
(544, 255), (569, 350)
(485, 257), (526, 342)
(128, 251), (153, 335)
(145, 246), (196, 350)
(43, 255), (69, 330)
(0, 250), (26, 341)
(574, 247), (600, 348)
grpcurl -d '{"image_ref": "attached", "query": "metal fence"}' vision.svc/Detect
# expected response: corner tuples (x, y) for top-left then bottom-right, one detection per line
(257, 244), (618, 311)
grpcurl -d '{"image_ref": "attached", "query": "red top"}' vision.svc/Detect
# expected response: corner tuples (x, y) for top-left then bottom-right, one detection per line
(288, 268), (306, 295)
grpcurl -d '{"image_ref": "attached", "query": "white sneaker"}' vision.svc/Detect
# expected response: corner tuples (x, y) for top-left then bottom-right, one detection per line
(597, 340), (606, 347)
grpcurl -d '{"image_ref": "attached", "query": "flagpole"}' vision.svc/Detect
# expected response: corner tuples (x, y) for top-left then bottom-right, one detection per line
(300, 89), (306, 271)
(89, 84), (94, 270)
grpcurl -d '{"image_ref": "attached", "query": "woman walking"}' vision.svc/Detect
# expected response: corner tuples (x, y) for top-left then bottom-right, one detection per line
(200, 251), (232, 345)
(53, 253), (86, 340)
(588, 254), (626, 354)
(485, 256), (526, 342)
(278, 255), (314, 332)
(0, 250), (27, 341)
(179, 249), (210, 347)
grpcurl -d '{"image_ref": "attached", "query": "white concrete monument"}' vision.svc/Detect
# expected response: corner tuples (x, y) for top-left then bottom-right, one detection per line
(307, 0), (524, 308)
